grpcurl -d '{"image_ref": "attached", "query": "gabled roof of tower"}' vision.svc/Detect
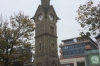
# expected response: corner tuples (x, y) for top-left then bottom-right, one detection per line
(32, 5), (59, 21)
(31, 5), (45, 20)
(47, 5), (59, 20)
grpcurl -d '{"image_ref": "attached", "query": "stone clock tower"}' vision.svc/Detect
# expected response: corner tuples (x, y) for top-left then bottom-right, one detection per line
(32, 0), (61, 66)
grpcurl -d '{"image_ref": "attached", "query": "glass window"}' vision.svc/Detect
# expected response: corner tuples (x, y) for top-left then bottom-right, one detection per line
(66, 51), (69, 55)
(74, 44), (78, 48)
(63, 52), (66, 56)
(81, 49), (84, 53)
(63, 46), (69, 49)
(69, 46), (71, 49)
(69, 45), (72, 49)
(78, 50), (81, 53)
(70, 50), (73, 55)
(77, 44), (79, 48)
(64, 47), (66, 49)
(74, 50), (78, 54)
(79, 44), (83, 47)
(68, 51), (70, 55)
(64, 51), (69, 56)
(73, 44), (75, 48)
(79, 44), (85, 48)
(82, 44), (85, 47)
(72, 45), (74, 48)
(63, 47), (66, 49)
(66, 46), (68, 49)
(64, 40), (73, 44)
(77, 49), (84, 54)
(64, 51), (68, 56)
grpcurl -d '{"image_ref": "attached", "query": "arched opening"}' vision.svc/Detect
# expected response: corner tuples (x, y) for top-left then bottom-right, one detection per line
(37, 62), (42, 66)
(50, 26), (54, 34)
(38, 42), (42, 51)
(51, 43), (54, 48)
(52, 61), (57, 66)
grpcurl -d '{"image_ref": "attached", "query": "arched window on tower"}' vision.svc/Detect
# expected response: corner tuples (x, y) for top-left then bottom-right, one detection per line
(51, 43), (54, 48)
(37, 61), (42, 66)
(52, 61), (57, 66)
(38, 42), (42, 51)
(50, 26), (54, 34)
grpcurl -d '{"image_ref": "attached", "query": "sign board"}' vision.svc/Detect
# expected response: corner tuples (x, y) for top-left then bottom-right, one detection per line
(88, 55), (100, 66)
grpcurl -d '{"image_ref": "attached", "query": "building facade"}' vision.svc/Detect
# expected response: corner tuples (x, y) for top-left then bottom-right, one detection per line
(59, 37), (98, 66)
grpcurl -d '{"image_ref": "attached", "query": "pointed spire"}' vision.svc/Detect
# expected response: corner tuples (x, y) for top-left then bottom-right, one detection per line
(41, 0), (50, 7)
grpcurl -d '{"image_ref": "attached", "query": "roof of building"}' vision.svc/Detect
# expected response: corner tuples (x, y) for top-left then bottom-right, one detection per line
(60, 36), (98, 48)
(61, 37), (78, 42)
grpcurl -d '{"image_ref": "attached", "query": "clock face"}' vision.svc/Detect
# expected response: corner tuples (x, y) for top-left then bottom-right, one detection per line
(49, 14), (54, 21)
(38, 13), (43, 21)
(91, 56), (99, 64)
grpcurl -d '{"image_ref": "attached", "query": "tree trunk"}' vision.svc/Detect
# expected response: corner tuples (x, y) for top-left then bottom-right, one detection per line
(4, 59), (9, 66)
(4, 62), (8, 66)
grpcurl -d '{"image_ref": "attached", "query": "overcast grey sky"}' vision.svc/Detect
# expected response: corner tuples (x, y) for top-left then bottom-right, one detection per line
(0, 0), (100, 47)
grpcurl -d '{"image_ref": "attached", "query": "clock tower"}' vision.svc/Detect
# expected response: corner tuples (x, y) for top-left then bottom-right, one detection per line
(32, 0), (61, 66)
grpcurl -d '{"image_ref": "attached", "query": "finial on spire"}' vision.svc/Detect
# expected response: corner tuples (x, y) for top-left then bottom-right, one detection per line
(41, 0), (50, 6)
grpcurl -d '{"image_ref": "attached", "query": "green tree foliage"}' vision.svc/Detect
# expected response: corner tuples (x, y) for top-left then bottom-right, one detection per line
(0, 13), (35, 66)
(76, 0), (100, 37)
